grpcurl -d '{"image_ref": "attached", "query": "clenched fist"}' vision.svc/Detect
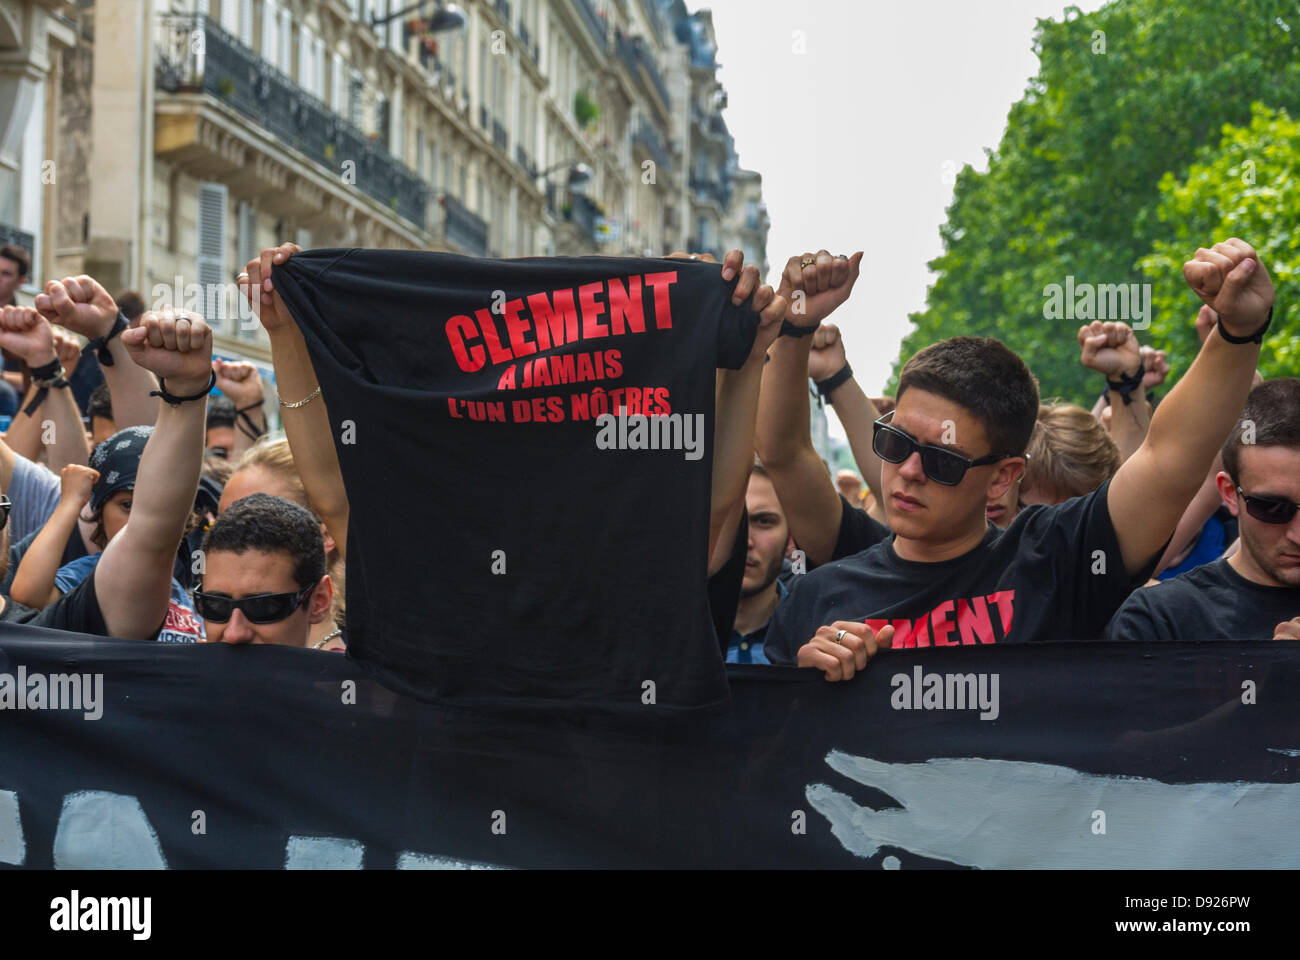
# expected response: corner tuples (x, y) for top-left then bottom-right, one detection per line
(213, 357), (264, 409)
(121, 308), (213, 392)
(778, 250), (863, 330)
(1078, 320), (1142, 380)
(1183, 239), (1274, 339)
(807, 322), (848, 382)
(59, 463), (99, 508)
(0, 305), (56, 367)
(33, 275), (119, 340)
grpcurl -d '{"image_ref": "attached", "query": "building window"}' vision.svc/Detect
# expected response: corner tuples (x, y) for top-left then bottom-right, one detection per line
(197, 182), (229, 331)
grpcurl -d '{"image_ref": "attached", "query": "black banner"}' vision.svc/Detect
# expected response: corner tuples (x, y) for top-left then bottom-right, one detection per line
(2, 623), (1298, 869)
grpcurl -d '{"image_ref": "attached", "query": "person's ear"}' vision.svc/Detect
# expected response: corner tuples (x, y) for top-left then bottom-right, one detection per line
(307, 575), (334, 625)
(320, 521), (337, 558)
(1214, 471), (1238, 515)
(986, 457), (1025, 501)
(784, 534), (796, 557)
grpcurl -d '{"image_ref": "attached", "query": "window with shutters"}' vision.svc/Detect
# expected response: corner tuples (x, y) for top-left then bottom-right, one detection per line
(235, 201), (257, 339)
(314, 38), (326, 100)
(348, 71), (364, 128)
(220, 0), (238, 33)
(278, 6), (292, 75)
(298, 25), (312, 91)
(262, 0), (278, 68)
(331, 53), (345, 113)
(240, 0), (254, 44)
(197, 183), (229, 332)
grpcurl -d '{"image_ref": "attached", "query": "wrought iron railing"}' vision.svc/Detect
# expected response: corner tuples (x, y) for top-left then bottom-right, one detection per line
(441, 192), (489, 257)
(575, 0), (607, 51)
(154, 15), (426, 229)
(632, 120), (670, 172)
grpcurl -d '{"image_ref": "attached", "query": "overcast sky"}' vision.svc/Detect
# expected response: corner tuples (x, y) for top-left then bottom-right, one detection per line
(704, 0), (1109, 432)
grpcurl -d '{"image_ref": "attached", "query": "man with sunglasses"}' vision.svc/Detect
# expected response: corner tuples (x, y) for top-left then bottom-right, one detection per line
(193, 493), (336, 647)
(760, 239), (1274, 678)
(1107, 378), (1300, 643)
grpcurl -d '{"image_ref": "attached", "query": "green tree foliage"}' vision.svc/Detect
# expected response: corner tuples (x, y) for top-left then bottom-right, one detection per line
(1139, 104), (1300, 380)
(889, 0), (1300, 403)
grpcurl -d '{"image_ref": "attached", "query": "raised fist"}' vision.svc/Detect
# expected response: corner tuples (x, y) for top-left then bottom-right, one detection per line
(239, 242), (302, 335)
(807, 322), (848, 382)
(1140, 344), (1170, 390)
(59, 463), (99, 507)
(1182, 239), (1274, 339)
(33, 275), (119, 340)
(121, 308), (213, 391)
(1078, 320), (1142, 379)
(778, 250), (863, 329)
(213, 357), (264, 409)
(50, 327), (84, 377)
(0, 305), (56, 366)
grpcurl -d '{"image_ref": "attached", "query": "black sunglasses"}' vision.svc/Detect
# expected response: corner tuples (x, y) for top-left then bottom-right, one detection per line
(0, 494), (9, 532)
(193, 583), (316, 624)
(1236, 487), (1300, 525)
(872, 411), (1019, 486)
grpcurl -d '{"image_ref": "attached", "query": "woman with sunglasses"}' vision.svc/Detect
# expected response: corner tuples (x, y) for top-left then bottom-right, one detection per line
(1108, 378), (1300, 643)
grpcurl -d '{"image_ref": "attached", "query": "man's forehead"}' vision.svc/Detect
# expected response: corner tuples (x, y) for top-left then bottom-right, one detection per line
(1238, 444), (1300, 492)
(894, 392), (989, 452)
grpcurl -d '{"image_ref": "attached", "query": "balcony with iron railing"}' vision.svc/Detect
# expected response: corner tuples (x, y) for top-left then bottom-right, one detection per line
(492, 119), (508, 152)
(689, 175), (727, 210)
(154, 14), (426, 229)
(519, 23), (537, 63)
(495, 0), (512, 27)
(515, 144), (537, 181)
(441, 192), (489, 258)
(632, 120), (670, 172)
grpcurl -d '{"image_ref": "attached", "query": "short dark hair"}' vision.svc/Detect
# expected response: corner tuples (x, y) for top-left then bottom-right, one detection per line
(201, 493), (326, 589)
(206, 395), (236, 430)
(88, 381), (113, 422)
(897, 336), (1040, 457)
(0, 244), (30, 277)
(115, 289), (145, 322)
(1221, 378), (1300, 485)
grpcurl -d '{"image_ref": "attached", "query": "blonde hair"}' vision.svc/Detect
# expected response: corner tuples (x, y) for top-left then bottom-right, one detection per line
(231, 436), (346, 629)
(1024, 402), (1120, 501)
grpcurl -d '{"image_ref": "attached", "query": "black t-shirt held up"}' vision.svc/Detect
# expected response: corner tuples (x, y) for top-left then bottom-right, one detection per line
(1106, 558), (1300, 642)
(275, 249), (760, 712)
(764, 480), (1154, 663)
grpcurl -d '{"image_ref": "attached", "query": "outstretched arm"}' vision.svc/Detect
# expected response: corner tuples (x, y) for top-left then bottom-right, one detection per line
(11, 464), (98, 608)
(241, 243), (349, 561)
(93, 309), (211, 640)
(806, 322), (885, 517)
(1108, 239), (1272, 578)
(754, 250), (863, 566)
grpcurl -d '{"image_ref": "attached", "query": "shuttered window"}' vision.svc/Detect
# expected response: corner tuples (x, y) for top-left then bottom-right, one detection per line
(197, 183), (229, 330)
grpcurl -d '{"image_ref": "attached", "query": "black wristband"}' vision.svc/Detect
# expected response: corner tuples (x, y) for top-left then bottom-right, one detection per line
(88, 311), (128, 367)
(150, 371), (217, 407)
(816, 363), (854, 401)
(1105, 365), (1145, 406)
(28, 358), (63, 383)
(1215, 304), (1272, 345)
(780, 320), (818, 338)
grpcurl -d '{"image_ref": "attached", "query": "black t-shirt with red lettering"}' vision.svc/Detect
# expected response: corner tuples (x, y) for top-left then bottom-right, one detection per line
(764, 480), (1154, 663)
(275, 249), (759, 712)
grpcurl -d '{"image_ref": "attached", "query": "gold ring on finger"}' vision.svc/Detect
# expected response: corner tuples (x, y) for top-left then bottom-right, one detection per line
(801, 257), (815, 267)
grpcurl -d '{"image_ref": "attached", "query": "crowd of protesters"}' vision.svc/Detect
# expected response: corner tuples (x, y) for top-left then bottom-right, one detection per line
(0, 233), (1294, 676)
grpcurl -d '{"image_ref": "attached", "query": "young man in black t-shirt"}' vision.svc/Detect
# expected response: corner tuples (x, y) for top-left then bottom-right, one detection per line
(760, 239), (1275, 678)
(1107, 378), (1300, 642)
(0, 301), (214, 642)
